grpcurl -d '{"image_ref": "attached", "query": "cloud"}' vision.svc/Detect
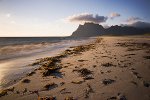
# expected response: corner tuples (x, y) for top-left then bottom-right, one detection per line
(10, 20), (16, 24)
(6, 13), (11, 18)
(125, 17), (142, 23)
(66, 13), (108, 24)
(121, 21), (150, 28)
(123, 17), (148, 28)
(110, 12), (121, 19)
(129, 21), (150, 28)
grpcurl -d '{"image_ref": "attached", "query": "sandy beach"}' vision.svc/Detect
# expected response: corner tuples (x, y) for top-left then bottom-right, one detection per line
(0, 36), (150, 100)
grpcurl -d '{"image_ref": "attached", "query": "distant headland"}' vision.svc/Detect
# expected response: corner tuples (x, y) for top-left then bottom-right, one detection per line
(71, 22), (150, 37)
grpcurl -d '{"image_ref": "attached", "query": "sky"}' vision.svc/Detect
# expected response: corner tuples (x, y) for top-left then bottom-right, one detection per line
(0, 0), (150, 37)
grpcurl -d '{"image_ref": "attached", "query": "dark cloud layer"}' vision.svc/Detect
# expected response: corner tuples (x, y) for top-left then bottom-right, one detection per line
(124, 16), (150, 28)
(121, 21), (150, 28)
(67, 13), (108, 24)
(130, 21), (150, 28)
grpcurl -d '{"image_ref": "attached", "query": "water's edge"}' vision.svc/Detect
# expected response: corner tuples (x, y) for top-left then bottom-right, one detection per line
(0, 37), (96, 90)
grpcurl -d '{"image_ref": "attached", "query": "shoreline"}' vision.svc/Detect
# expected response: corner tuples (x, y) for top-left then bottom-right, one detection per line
(0, 37), (95, 90)
(0, 37), (101, 96)
(0, 36), (150, 100)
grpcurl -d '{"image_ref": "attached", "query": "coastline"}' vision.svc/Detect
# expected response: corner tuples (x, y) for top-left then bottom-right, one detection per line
(0, 36), (150, 100)
(0, 37), (95, 90)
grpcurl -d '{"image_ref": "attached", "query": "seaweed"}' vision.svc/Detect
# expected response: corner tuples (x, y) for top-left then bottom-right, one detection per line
(77, 68), (92, 77)
(22, 79), (30, 83)
(43, 66), (61, 76)
(102, 79), (115, 85)
(0, 90), (8, 97)
(44, 83), (58, 90)
(38, 96), (56, 100)
(107, 93), (127, 100)
(101, 63), (114, 67)
(64, 96), (74, 100)
(85, 84), (94, 98)
(143, 81), (150, 87)
(143, 56), (150, 59)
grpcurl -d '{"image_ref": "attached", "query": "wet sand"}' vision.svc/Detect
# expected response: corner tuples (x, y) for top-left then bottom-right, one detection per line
(0, 36), (150, 100)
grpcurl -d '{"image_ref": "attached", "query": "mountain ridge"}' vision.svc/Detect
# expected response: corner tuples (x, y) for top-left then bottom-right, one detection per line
(71, 22), (150, 37)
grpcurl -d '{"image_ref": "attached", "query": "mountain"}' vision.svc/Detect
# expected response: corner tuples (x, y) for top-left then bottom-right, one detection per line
(71, 22), (150, 37)
(71, 23), (105, 37)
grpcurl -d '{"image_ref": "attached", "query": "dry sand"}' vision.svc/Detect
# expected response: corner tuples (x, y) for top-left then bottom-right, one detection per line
(0, 36), (150, 100)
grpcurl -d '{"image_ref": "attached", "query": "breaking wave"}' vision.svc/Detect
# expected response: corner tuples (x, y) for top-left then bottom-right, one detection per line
(0, 42), (51, 60)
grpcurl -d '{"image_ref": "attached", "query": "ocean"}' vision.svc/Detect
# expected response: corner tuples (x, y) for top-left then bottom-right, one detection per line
(0, 37), (95, 89)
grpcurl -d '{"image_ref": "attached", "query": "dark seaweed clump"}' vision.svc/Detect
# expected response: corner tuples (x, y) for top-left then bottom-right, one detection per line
(101, 63), (114, 67)
(116, 42), (150, 51)
(102, 79), (115, 85)
(22, 79), (30, 83)
(44, 83), (58, 90)
(77, 68), (92, 77)
(41, 56), (62, 77)
(0, 90), (8, 97)
(143, 56), (150, 59)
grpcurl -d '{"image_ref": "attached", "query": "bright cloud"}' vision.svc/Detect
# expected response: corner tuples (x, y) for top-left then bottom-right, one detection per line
(125, 17), (142, 23)
(5, 13), (11, 18)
